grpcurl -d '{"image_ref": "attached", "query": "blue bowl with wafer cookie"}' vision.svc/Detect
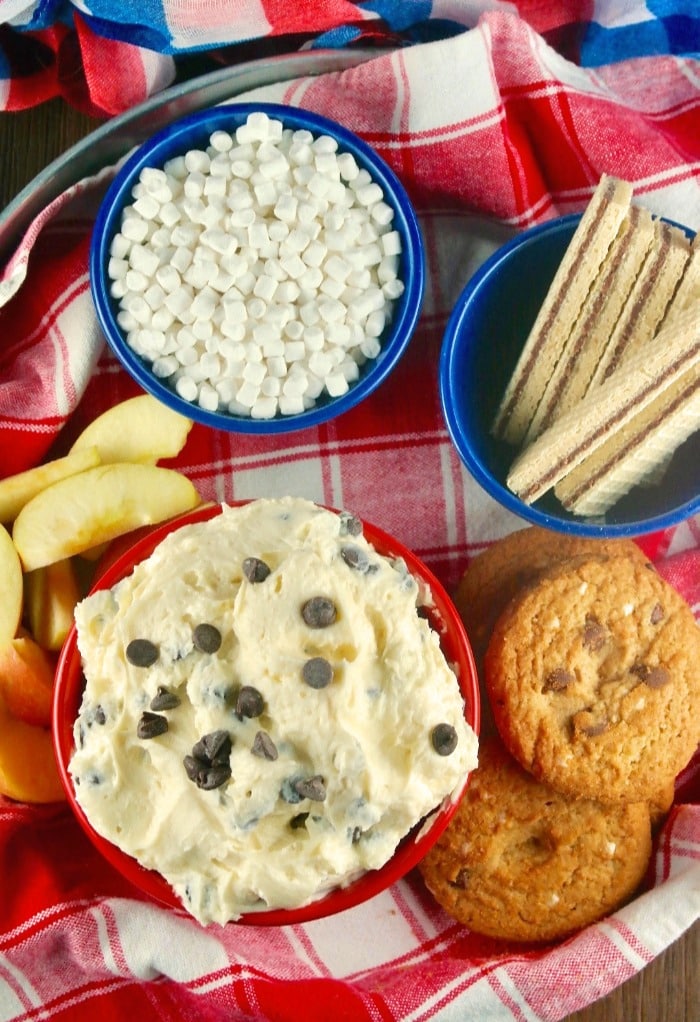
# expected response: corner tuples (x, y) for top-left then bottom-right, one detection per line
(440, 178), (700, 538)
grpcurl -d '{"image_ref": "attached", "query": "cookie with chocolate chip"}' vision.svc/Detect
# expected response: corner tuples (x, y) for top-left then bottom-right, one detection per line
(483, 555), (700, 803)
(453, 527), (648, 738)
(454, 526), (648, 669)
(418, 738), (652, 943)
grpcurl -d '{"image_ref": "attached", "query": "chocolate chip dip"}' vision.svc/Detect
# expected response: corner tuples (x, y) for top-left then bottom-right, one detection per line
(69, 497), (477, 924)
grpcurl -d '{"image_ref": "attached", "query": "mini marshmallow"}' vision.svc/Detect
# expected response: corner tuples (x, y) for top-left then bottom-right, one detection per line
(116, 309), (138, 331)
(125, 270), (148, 293)
(381, 230), (402, 257)
(336, 152), (359, 181)
(129, 243), (161, 277)
(132, 194), (161, 220)
(153, 355), (179, 378)
(121, 217), (150, 243)
(185, 149), (210, 174)
(210, 130), (234, 152)
(144, 283), (166, 311)
(235, 379), (260, 408)
(382, 278), (405, 300)
(361, 336), (382, 360)
(299, 300), (320, 326)
(108, 257), (128, 280)
(251, 396), (278, 419)
(312, 134), (338, 154)
(278, 393), (305, 416)
(198, 383), (220, 411)
(175, 376), (199, 402)
(371, 201), (394, 226)
(242, 360), (266, 386)
(284, 340), (306, 363)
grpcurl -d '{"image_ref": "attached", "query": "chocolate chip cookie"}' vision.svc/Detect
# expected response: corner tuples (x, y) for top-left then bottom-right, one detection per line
(483, 555), (700, 803)
(418, 739), (652, 943)
(454, 527), (648, 668)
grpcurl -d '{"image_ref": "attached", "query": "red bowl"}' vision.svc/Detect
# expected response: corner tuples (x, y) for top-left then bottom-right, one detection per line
(53, 502), (480, 926)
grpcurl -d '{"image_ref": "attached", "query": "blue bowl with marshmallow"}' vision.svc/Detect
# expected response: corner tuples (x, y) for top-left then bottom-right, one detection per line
(90, 103), (425, 434)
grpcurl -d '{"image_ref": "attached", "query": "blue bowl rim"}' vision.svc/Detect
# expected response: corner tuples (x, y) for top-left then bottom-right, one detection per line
(439, 212), (699, 538)
(90, 101), (425, 435)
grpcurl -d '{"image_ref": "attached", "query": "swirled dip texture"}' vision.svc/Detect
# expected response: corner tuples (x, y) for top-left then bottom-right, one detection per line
(70, 498), (477, 924)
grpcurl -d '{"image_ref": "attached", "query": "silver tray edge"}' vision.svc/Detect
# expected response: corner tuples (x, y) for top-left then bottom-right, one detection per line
(0, 49), (377, 265)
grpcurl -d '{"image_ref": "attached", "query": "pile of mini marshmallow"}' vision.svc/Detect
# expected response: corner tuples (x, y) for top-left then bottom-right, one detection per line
(106, 110), (406, 419)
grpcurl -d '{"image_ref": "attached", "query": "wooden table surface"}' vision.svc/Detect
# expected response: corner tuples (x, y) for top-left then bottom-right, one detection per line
(0, 98), (698, 1022)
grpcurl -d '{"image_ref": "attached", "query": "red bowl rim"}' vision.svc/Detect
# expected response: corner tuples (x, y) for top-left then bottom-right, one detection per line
(53, 500), (480, 927)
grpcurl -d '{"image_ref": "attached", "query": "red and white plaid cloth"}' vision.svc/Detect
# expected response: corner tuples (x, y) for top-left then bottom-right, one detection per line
(0, 13), (698, 1022)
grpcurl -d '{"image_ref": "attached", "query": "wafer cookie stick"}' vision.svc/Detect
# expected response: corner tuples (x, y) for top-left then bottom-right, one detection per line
(587, 219), (690, 388)
(491, 175), (633, 446)
(554, 367), (700, 515)
(506, 307), (699, 504)
(524, 205), (655, 441)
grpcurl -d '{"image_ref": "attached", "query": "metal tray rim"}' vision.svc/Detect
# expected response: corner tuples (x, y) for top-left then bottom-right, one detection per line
(0, 48), (378, 265)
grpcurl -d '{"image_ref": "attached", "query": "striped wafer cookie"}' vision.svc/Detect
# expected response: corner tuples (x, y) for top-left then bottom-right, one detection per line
(523, 205), (656, 441)
(491, 175), (633, 446)
(586, 219), (690, 389)
(506, 307), (699, 505)
(554, 365), (700, 515)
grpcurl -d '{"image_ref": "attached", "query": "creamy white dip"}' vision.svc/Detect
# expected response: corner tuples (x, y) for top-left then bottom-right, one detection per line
(70, 497), (478, 924)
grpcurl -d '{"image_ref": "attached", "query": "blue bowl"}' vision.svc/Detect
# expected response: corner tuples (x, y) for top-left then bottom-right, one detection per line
(90, 103), (425, 434)
(439, 214), (700, 538)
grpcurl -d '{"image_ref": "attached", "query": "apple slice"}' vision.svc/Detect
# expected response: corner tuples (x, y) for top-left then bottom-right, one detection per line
(12, 463), (201, 572)
(70, 394), (193, 465)
(0, 697), (65, 803)
(0, 446), (101, 524)
(0, 634), (55, 726)
(0, 523), (23, 642)
(25, 558), (80, 651)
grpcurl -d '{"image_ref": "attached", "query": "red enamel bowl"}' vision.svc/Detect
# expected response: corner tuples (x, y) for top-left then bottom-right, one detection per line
(53, 501), (479, 927)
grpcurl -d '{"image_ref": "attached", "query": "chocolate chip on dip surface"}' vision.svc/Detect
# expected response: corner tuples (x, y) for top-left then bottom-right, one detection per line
(69, 497), (477, 924)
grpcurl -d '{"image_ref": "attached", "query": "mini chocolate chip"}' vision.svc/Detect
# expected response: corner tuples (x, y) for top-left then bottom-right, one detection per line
(630, 663), (670, 689)
(339, 511), (362, 536)
(236, 685), (264, 718)
(450, 868), (470, 890)
(542, 668), (575, 693)
(137, 712), (168, 739)
(197, 764), (232, 790)
(150, 686), (181, 711)
(192, 730), (232, 764)
(650, 603), (665, 625)
(251, 730), (278, 760)
(294, 775), (327, 802)
(572, 712), (609, 738)
(290, 812), (309, 830)
(582, 615), (607, 652)
(431, 723), (458, 756)
(193, 623), (222, 653)
(183, 754), (205, 783)
(341, 544), (370, 572)
(184, 753), (232, 790)
(242, 557), (271, 583)
(302, 656), (333, 689)
(579, 720), (608, 738)
(126, 638), (159, 667)
(301, 596), (337, 628)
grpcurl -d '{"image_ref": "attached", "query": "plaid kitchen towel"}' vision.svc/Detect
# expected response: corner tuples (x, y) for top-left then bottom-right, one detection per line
(1, 1), (700, 114)
(0, 9), (699, 1022)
